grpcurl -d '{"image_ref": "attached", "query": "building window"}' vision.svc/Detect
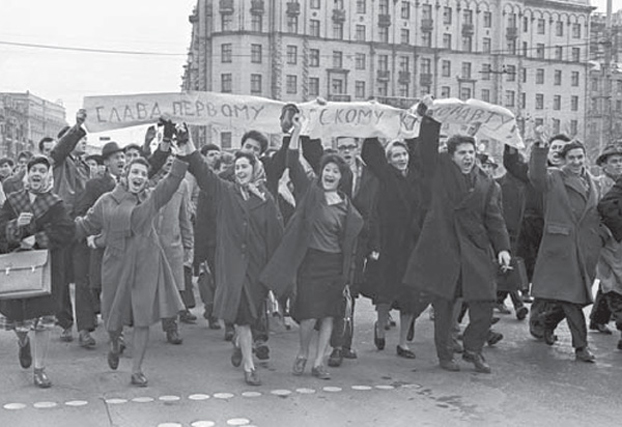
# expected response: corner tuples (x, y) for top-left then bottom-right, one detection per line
(441, 60), (451, 77)
(286, 45), (298, 65)
(333, 51), (343, 69)
(460, 87), (472, 100)
(250, 74), (262, 95)
(355, 53), (366, 70)
(251, 44), (262, 63)
(221, 73), (232, 93)
(309, 49), (320, 67)
(221, 132), (232, 149)
(222, 14), (233, 31)
(379, 27), (389, 43)
(508, 13), (517, 29)
(399, 83), (409, 97)
(221, 44), (232, 63)
(536, 43), (545, 59)
(483, 12), (492, 28)
(461, 62), (472, 79)
(481, 89), (490, 102)
(356, 0), (366, 13)
(521, 68), (527, 83)
(483, 38), (491, 54)
(379, 0), (389, 14)
(378, 81), (388, 96)
(552, 118), (561, 134)
(310, 20), (320, 37)
(571, 71), (580, 87)
(572, 23), (581, 39)
(555, 46), (563, 61)
(463, 9), (473, 25)
(462, 36), (472, 52)
(536, 69), (545, 84)
(401, 29), (410, 44)
(523, 16), (529, 32)
(507, 39), (517, 55)
(287, 15), (298, 33)
(309, 77), (320, 97)
(356, 25), (366, 41)
(570, 120), (578, 135)
(420, 86), (430, 96)
(333, 22), (344, 40)
(522, 42), (528, 57)
(332, 79), (344, 94)
(311, 0), (320, 9)
(441, 86), (451, 98)
(402, 1), (411, 19)
(520, 92), (526, 108)
(536, 94), (544, 110)
(571, 48), (580, 62)
(505, 90), (515, 107)
(443, 7), (452, 25)
(399, 56), (409, 72)
(252, 14), (263, 32)
(422, 32), (432, 47)
(554, 70), (562, 85)
(553, 95), (561, 110)
(286, 75), (297, 94)
(537, 18), (545, 35)
(421, 58), (431, 75)
(481, 63), (491, 81)
(591, 78), (599, 91)
(379, 54), (389, 71)
(506, 65), (516, 82)
(355, 81), (366, 99)
(443, 33), (452, 50)
(535, 118), (544, 128)
(556, 21), (564, 37)
(335, 0), (344, 9)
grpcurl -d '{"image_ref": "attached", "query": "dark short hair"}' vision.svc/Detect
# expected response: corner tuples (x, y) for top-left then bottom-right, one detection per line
(319, 153), (349, 188)
(560, 140), (586, 159)
(549, 134), (571, 145)
(446, 135), (476, 155)
(38, 137), (55, 153)
(17, 150), (33, 161)
(241, 130), (269, 154)
(124, 157), (150, 175)
(0, 157), (14, 168)
(234, 150), (257, 167)
(124, 144), (142, 154)
(200, 143), (221, 156)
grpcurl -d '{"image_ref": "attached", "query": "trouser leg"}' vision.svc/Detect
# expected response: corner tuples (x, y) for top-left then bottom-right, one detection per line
(462, 300), (494, 354)
(431, 296), (455, 362)
(252, 299), (269, 343)
(74, 242), (96, 332)
(509, 291), (524, 310)
(161, 317), (178, 333)
(590, 289), (612, 326)
(56, 246), (74, 330)
(180, 266), (195, 309)
(542, 301), (566, 332)
(561, 302), (588, 349)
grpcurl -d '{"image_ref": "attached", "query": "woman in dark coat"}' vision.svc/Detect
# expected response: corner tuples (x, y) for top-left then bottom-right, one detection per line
(360, 136), (423, 357)
(180, 137), (283, 387)
(261, 116), (363, 380)
(0, 156), (75, 388)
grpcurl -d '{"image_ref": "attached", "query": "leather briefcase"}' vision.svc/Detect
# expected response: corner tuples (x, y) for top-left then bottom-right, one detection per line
(0, 250), (51, 300)
(496, 256), (528, 292)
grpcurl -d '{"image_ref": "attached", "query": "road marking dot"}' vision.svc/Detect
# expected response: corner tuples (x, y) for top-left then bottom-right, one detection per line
(296, 388), (316, 394)
(191, 422), (216, 427)
(65, 400), (88, 407)
(159, 395), (181, 402)
(105, 398), (127, 404)
(352, 385), (372, 391)
(213, 392), (235, 399)
(375, 385), (395, 390)
(157, 424), (182, 427)
(241, 391), (262, 397)
(323, 386), (342, 393)
(188, 394), (210, 401)
(33, 401), (57, 409)
(131, 397), (154, 403)
(270, 389), (292, 396)
(3, 403), (26, 410)
(227, 418), (251, 426)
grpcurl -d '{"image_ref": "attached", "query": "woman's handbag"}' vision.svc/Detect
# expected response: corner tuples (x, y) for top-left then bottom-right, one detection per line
(0, 250), (51, 300)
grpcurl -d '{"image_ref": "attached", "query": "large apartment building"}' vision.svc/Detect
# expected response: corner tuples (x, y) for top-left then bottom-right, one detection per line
(183, 0), (593, 148)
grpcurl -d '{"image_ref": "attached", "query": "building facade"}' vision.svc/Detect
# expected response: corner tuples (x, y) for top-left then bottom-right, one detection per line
(0, 92), (67, 158)
(183, 0), (593, 148)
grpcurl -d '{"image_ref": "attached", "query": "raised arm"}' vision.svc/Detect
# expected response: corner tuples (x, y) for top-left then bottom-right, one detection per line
(263, 136), (292, 196)
(147, 141), (172, 179)
(503, 145), (530, 184)
(361, 138), (391, 183)
(528, 145), (551, 193)
(178, 181), (194, 265)
(50, 109), (87, 166)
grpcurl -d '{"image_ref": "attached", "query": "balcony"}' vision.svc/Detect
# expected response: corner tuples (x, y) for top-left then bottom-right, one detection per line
(462, 24), (474, 36)
(398, 71), (411, 83)
(251, 0), (264, 14)
(506, 27), (518, 39)
(286, 2), (301, 16)
(219, 0), (234, 14)
(421, 19), (434, 31)
(328, 94), (352, 102)
(420, 73), (433, 86)
(332, 9), (346, 23)
(377, 70), (390, 81)
(378, 14), (391, 27)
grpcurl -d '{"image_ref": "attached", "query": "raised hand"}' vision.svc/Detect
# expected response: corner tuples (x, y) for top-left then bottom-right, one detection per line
(76, 109), (87, 125)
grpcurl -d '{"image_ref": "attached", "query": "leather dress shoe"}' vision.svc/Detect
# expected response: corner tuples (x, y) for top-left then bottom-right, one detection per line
(34, 368), (52, 388)
(311, 365), (331, 380)
(224, 325), (235, 342)
(516, 306), (529, 321)
(407, 320), (415, 342)
(208, 316), (221, 330)
(244, 369), (261, 386)
(487, 331), (504, 346)
(396, 345), (416, 359)
(254, 342), (270, 360)
(166, 330), (183, 345)
(18, 337), (32, 369)
(131, 372), (148, 387)
(108, 349), (120, 370)
(575, 347), (596, 363)
(231, 346), (242, 367)
(374, 322), (385, 350)
(342, 348), (357, 359)
(462, 351), (491, 373)
(179, 310), (197, 324)
(439, 359), (461, 372)
(60, 327), (73, 342)
(79, 331), (96, 349)
(328, 348), (343, 367)
(543, 329), (558, 346)
(589, 322), (613, 335)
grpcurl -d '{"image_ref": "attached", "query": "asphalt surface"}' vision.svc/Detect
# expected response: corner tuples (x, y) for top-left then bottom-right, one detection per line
(0, 290), (621, 427)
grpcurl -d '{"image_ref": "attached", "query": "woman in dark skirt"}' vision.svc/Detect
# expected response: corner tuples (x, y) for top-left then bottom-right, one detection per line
(261, 116), (363, 380)
(0, 156), (75, 388)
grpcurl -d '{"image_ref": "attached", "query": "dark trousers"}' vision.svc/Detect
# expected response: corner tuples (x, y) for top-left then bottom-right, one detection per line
(180, 266), (195, 309)
(590, 289), (612, 326)
(497, 291), (525, 310)
(516, 215), (544, 282)
(602, 292), (622, 331)
(330, 298), (355, 350)
(197, 248), (217, 317)
(73, 241), (97, 332)
(461, 301), (494, 353)
(56, 245), (74, 330)
(543, 300), (588, 349)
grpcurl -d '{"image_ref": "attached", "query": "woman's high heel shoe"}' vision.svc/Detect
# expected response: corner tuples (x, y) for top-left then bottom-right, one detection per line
(374, 321), (385, 350)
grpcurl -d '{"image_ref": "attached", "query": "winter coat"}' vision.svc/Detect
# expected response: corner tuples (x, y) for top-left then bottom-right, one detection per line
(260, 148), (364, 298)
(403, 116), (510, 302)
(496, 173), (525, 248)
(186, 151), (283, 324)
(529, 146), (601, 306)
(597, 177), (622, 296)
(0, 191), (75, 321)
(75, 159), (187, 331)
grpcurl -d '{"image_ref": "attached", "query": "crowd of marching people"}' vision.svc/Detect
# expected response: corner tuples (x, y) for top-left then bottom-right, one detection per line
(2, 96), (622, 390)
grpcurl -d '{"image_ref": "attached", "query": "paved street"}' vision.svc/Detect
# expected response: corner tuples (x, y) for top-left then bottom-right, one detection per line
(0, 294), (621, 427)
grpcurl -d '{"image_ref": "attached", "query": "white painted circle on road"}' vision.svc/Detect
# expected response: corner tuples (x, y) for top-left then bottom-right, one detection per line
(270, 389), (292, 396)
(227, 418), (251, 426)
(188, 394), (210, 401)
(65, 400), (89, 407)
(296, 388), (316, 394)
(323, 386), (342, 393)
(241, 391), (262, 398)
(159, 395), (181, 402)
(105, 398), (127, 404)
(131, 397), (154, 403)
(213, 392), (235, 399)
(33, 401), (57, 409)
(191, 422), (216, 427)
(3, 403), (26, 410)
(352, 385), (372, 391)
(375, 385), (395, 390)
